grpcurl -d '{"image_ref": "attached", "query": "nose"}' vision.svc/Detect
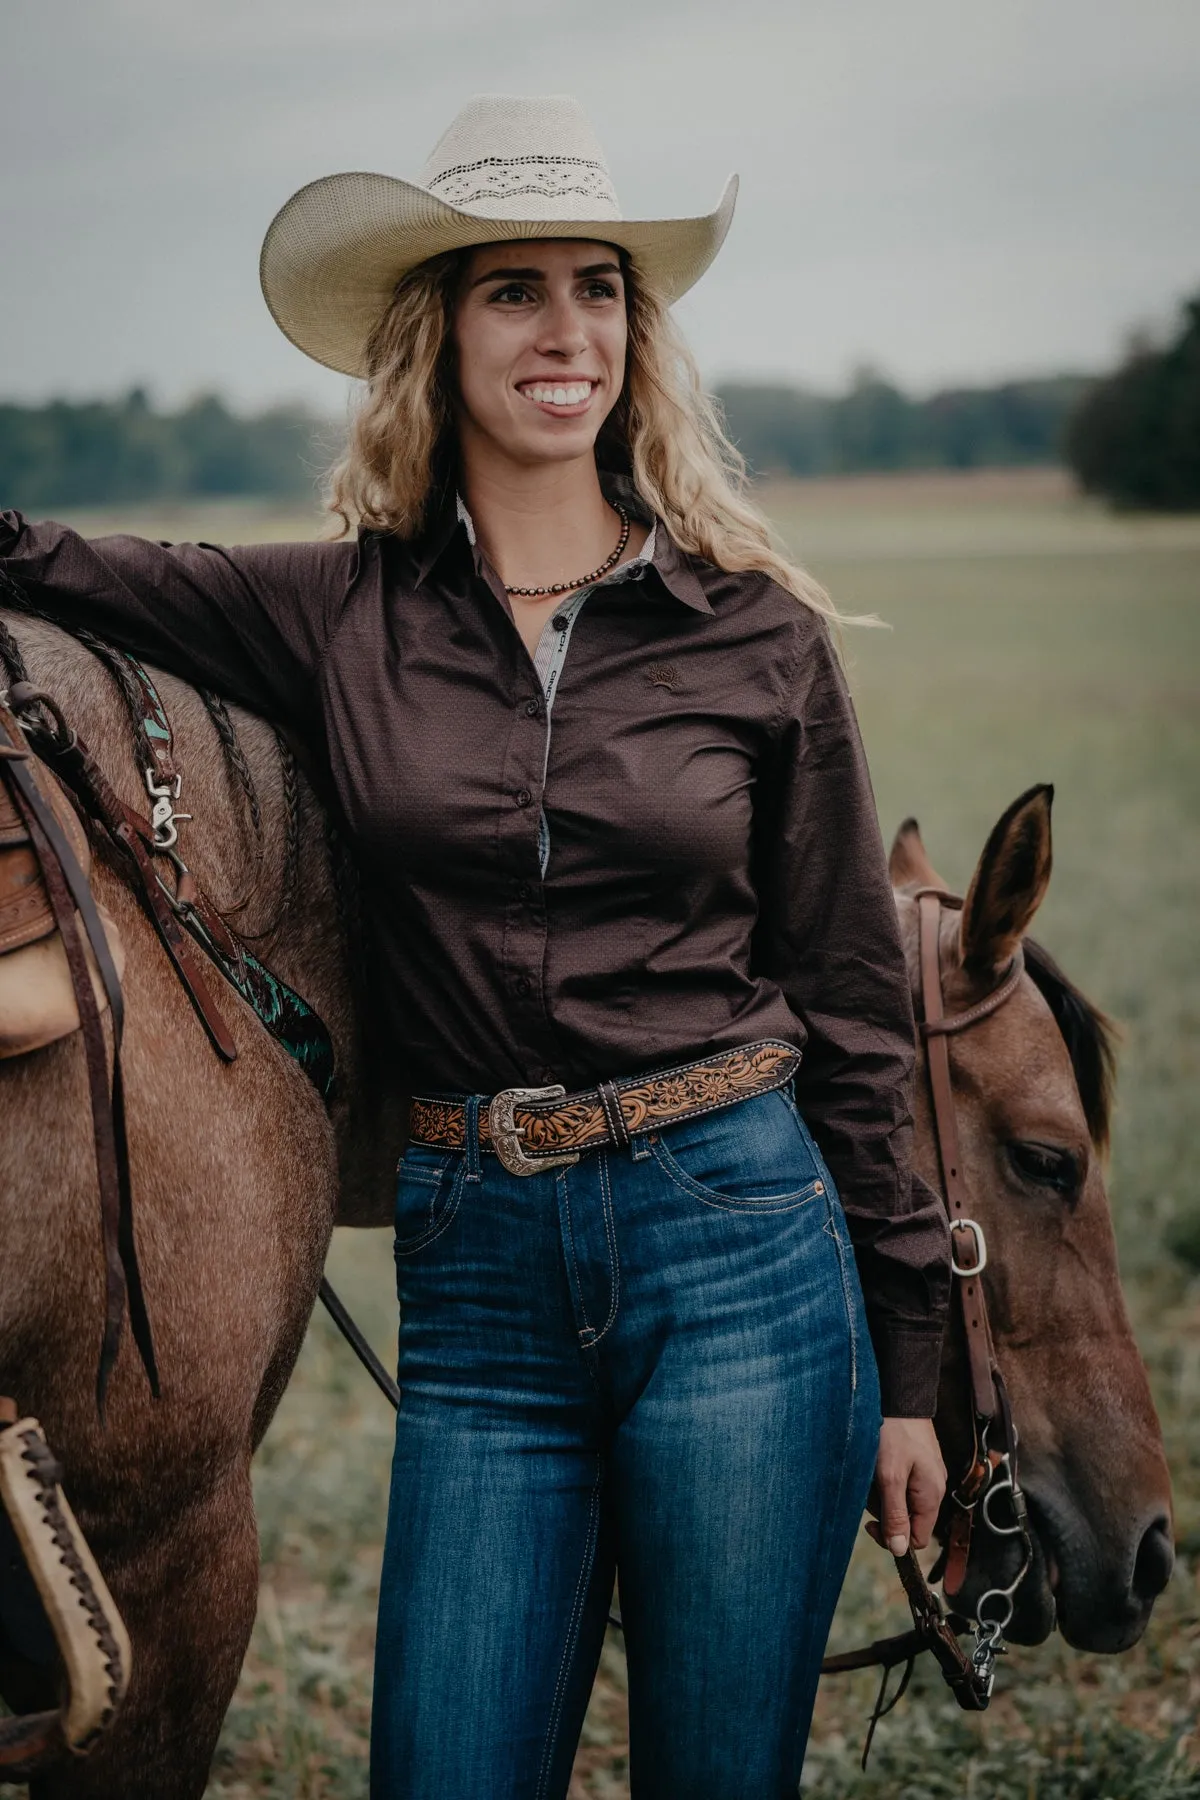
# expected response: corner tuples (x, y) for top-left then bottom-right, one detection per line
(1131, 1514), (1174, 1604)
(536, 295), (588, 359)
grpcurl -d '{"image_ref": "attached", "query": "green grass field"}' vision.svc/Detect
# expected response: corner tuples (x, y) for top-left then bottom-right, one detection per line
(56, 470), (1200, 1795)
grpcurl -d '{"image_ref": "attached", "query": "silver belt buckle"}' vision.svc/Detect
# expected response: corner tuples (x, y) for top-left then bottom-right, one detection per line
(488, 1084), (581, 1177)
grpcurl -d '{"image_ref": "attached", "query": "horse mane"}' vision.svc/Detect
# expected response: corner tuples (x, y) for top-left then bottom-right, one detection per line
(1023, 936), (1119, 1155)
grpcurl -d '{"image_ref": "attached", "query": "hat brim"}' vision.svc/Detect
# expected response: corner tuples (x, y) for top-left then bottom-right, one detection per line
(259, 171), (738, 378)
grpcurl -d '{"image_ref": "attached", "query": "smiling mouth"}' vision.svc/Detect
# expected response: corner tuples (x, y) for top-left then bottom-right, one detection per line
(516, 379), (597, 414)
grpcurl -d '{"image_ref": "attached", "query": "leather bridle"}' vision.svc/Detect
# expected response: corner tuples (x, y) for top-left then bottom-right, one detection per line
(914, 886), (1033, 1641)
(819, 885), (1034, 1761)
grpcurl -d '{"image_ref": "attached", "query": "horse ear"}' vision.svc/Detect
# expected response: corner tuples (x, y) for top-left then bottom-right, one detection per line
(960, 784), (1054, 974)
(888, 817), (949, 890)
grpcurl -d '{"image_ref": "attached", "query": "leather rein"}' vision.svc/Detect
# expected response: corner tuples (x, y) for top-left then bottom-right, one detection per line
(817, 886), (1034, 1763)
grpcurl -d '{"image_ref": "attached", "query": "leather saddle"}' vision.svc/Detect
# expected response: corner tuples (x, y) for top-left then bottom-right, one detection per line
(0, 710), (125, 1060)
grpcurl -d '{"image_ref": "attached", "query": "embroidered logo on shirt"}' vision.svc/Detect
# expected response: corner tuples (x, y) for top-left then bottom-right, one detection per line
(646, 662), (682, 691)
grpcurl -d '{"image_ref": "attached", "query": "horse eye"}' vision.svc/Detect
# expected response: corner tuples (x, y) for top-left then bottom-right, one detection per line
(1006, 1140), (1081, 1196)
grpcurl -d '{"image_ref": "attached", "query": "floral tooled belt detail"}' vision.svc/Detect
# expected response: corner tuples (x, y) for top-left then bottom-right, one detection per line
(407, 1039), (802, 1177)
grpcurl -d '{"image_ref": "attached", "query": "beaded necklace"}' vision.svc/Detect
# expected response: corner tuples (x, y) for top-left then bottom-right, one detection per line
(503, 505), (630, 598)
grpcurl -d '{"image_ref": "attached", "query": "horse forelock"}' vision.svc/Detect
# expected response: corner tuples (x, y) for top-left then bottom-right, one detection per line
(1023, 936), (1119, 1155)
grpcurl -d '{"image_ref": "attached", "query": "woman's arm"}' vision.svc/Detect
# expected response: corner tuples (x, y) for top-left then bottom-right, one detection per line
(0, 510), (363, 734)
(752, 610), (951, 1422)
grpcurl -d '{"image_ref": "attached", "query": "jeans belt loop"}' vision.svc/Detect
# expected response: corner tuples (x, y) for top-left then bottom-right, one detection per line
(463, 1093), (483, 1184)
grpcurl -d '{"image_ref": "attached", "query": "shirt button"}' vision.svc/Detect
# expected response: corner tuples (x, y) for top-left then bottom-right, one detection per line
(515, 787), (532, 807)
(523, 697), (542, 717)
(515, 975), (532, 996)
(551, 613), (570, 632)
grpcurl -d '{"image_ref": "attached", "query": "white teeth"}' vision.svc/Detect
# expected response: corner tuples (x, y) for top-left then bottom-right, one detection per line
(523, 382), (591, 405)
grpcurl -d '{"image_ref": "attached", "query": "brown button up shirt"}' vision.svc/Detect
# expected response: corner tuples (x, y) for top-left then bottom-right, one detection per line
(1, 476), (950, 1413)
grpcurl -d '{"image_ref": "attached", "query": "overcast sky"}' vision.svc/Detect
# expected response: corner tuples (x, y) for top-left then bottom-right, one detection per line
(5, 0), (1198, 414)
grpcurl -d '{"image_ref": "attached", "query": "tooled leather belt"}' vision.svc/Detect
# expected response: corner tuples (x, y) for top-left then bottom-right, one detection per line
(407, 1038), (801, 1177)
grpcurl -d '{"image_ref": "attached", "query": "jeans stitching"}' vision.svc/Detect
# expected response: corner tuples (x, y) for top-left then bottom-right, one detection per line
(649, 1136), (823, 1213)
(534, 1460), (603, 1800)
(823, 1191), (860, 1394)
(586, 1154), (620, 1346)
(394, 1159), (466, 1257)
(787, 1338), (873, 1785)
(559, 1166), (593, 1340)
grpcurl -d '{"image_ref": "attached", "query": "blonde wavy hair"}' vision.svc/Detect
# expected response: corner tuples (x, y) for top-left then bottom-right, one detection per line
(323, 247), (851, 631)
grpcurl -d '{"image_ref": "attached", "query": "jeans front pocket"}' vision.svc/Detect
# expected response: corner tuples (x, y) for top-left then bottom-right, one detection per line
(648, 1088), (827, 1213)
(394, 1146), (465, 1257)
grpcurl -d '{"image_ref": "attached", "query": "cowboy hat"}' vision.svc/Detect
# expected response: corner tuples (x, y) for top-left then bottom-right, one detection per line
(259, 93), (738, 378)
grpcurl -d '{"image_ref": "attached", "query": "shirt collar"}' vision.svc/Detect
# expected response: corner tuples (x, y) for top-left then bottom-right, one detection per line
(413, 469), (713, 615)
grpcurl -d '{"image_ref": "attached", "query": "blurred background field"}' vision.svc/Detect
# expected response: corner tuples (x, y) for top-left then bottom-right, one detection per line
(30, 471), (1197, 1795)
(52, 468), (1188, 1797)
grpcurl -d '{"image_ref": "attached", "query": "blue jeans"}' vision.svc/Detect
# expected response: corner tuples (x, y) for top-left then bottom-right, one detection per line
(371, 1083), (881, 1799)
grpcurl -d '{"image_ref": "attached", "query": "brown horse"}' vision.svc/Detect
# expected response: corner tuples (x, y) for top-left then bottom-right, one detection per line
(889, 784), (1173, 1654)
(0, 610), (406, 1797)
(0, 615), (1174, 1794)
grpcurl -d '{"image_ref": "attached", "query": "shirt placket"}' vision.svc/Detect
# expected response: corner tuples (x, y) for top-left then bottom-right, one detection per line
(531, 585), (593, 876)
(494, 624), (556, 1083)
(472, 507), (654, 1086)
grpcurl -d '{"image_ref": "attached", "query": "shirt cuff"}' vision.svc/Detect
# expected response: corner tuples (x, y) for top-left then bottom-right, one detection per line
(868, 1317), (946, 1418)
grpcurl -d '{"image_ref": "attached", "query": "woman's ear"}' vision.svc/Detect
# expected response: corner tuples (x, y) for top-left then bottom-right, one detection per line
(959, 784), (1054, 975)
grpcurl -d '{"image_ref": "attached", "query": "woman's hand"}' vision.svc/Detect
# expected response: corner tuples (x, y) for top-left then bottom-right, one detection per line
(865, 1418), (947, 1556)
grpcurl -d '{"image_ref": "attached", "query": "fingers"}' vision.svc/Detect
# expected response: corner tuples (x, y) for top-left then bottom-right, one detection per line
(907, 1458), (946, 1551)
(867, 1420), (948, 1557)
(875, 1455), (915, 1556)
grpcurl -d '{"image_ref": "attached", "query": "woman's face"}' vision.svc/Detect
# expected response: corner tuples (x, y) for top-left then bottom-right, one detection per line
(451, 238), (628, 469)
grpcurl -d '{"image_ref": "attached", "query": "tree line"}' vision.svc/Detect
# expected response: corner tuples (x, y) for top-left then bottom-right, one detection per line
(0, 376), (1085, 512)
(0, 389), (324, 512)
(1065, 294), (1200, 510)
(716, 371), (1088, 479)
(2, 292), (1196, 511)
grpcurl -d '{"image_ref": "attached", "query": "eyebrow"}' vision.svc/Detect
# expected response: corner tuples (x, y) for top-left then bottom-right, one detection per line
(469, 260), (622, 288)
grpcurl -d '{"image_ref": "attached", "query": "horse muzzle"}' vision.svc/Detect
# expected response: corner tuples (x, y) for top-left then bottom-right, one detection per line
(1021, 1486), (1174, 1653)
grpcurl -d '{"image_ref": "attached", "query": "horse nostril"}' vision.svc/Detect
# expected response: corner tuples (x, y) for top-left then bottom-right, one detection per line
(1131, 1516), (1174, 1602)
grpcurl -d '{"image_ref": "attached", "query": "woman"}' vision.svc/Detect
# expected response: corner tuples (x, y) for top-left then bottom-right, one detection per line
(2, 94), (949, 1798)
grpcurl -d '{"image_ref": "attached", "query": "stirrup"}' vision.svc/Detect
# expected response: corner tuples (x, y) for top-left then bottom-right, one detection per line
(0, 1402), (131, 1779)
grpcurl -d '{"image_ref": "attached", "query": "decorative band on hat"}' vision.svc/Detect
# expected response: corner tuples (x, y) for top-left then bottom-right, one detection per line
(426, 153), (620, 211)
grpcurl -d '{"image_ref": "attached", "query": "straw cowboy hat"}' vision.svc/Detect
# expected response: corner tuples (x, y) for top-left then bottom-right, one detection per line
(260, 93), (738, 378)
